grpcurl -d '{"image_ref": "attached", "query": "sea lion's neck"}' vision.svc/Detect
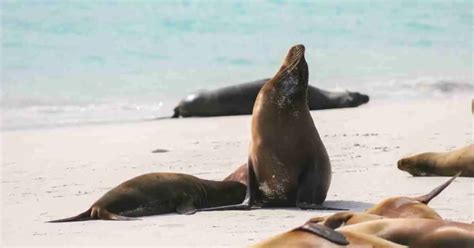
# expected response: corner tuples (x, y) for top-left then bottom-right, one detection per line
(201, 180), (246, 208)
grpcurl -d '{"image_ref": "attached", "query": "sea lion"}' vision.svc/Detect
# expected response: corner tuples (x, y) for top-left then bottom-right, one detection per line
(398, 144), (474, 177)
(254, 217), (474, 247)
(308, 174), (459, 227)
(337, 218), (474, 247)
(252, 221), (404, 248)
(48, 173), (245, 222)
(203, 44), (336, 210)
(172, 79), (369, 118)
(365, 172), (460, 219)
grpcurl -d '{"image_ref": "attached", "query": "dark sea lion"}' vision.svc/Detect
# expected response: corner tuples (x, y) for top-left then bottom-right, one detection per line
(398, 144), (474, 177)
(172, 79), (369, 118)
(203, 44), (336, 211)
(48, 173), (245, 222)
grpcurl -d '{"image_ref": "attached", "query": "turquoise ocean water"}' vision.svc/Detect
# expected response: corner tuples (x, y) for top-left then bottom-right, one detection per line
(2, 1), (472, 130)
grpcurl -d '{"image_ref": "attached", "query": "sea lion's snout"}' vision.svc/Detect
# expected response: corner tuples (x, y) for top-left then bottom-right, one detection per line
(289, 44), (305, 56)
(397, 158), (408, 170)
(348, 92), (370, 106)
(283, 44), (306, 68)
(360, 94), (370, 104)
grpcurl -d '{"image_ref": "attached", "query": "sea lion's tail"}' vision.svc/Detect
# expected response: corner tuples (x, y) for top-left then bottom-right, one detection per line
(47, 209), (92, 223)
(414, 171), (461, 204)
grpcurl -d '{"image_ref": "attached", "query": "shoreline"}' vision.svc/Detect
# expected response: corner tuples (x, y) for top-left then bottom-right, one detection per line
(2, 94), (471, 132)
(1, 97), (473, 247)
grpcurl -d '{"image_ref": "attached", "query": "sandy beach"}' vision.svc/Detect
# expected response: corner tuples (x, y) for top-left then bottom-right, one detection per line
(1, 97), (472, 247)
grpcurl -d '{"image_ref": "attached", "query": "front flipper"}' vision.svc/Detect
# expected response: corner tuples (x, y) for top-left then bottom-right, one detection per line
(296, 202), (348, 211)
(176, 200), (197, 215)
(297, 223), (349, 245)
(199, 197), (253, 211)
(93, 207), (139, 221)
(296, 165), (348, 211)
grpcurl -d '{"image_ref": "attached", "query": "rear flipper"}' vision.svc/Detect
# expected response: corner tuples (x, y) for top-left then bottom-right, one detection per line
(47, 207), (139, 223)
(47, 209), (92, 223)
(414, 171), (461, 204)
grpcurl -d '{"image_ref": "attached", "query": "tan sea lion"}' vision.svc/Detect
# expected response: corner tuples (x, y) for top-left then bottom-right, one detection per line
(48, 173), (245, 222)
(398, 144), (474, 177)
(254, 217), (474, 247)
(203, 44), (336, 210)
(308, 174), (459, 228)
(252, 221), (404, 248)
(338, 218), (474, 248)
(365, 172), (460, 219)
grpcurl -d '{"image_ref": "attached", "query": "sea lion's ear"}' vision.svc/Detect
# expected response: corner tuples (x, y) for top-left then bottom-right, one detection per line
(297, 223), (349, 245)
(176, 200), (197, 215)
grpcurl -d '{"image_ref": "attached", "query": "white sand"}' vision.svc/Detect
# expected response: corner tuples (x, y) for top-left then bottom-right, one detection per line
(1, 98), (473, 247)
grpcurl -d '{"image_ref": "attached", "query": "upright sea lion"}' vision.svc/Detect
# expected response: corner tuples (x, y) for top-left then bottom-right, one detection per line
(48, 173), (245, 222)
(203, 44), (336, 210)
(172, 79), (369, 118)
(398, 144), (474, 177)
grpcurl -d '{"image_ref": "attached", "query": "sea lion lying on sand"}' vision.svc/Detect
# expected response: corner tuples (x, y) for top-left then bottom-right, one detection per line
(255, 214), (474, 247)
(398, 144), (474, 177)
(48, 173), (245, 222)
(172, 78), (369, 118)
(252, 221), (404, 248)
(309, 174), (459, 228)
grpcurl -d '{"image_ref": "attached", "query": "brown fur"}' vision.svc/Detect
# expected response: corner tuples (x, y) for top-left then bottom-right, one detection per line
(48, 173), (245, 222)
(246, 44), (332, 208)
(398, 144), (474, 177)
(202, 45), (334, 211)
(339, 218), (474, 247)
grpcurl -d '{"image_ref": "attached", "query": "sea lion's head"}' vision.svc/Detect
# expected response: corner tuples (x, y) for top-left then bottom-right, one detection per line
(277, 44), (309, 87)
(397, 154), (437, 176)
(337, 91), (370, 107)
(349, 92), (370, 105)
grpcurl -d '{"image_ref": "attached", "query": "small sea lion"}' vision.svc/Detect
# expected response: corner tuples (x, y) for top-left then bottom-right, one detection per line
(172, 78), (369, 118)
(48, 173), (245, 222)
(398, 144), (474, 177)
